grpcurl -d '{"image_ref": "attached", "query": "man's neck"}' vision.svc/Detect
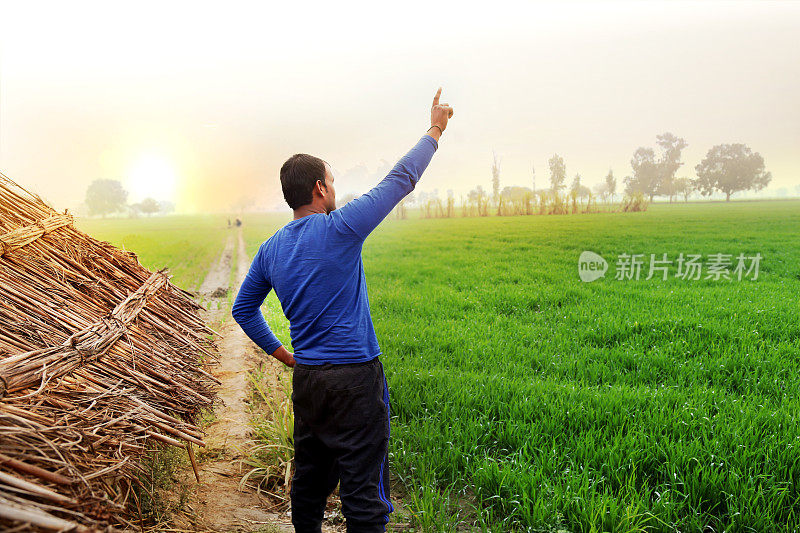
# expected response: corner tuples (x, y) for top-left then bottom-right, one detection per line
(293, 204), (328, 220)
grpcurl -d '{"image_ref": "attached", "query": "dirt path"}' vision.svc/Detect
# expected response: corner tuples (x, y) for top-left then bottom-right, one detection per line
(197, 235), (234, 308)
(174, 229), (294, 532)
(174, 228), (401, 532)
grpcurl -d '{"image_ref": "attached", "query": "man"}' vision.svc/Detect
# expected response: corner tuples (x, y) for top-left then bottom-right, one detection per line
(232, 88), (453, 532)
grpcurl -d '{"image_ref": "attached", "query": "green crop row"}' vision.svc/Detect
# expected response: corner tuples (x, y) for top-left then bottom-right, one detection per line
(76, 214), (230, 290)
(243, 200), (800, 531)
(96, 200), (799, 531)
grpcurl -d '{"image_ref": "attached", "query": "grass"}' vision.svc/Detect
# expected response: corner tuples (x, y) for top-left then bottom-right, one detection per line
(132, 442), (189, 524)
(76, 214), (231, 290)
(243, 365), (295, 500)
(240, 200), (800, 532)
(92, 202), (800, 531)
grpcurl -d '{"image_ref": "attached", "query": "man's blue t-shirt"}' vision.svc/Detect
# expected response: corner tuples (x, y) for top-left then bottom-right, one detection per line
(232, 134), (438, 365)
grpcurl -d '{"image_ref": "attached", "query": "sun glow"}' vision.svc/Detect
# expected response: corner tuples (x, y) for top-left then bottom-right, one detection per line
(127, 154), (179, 203)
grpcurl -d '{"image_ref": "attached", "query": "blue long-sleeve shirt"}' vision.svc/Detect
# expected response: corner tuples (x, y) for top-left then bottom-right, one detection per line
(232, 134), (438, 365)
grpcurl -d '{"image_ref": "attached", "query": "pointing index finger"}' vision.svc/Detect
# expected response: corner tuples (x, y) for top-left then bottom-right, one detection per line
(432, 87), (442, 106)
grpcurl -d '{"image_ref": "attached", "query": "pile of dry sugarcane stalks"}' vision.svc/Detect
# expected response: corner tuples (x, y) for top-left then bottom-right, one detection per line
(0, 172), (219, 531)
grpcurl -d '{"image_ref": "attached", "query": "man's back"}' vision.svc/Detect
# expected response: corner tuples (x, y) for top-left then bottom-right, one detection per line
(232, 133), (439, 366)
(248, 212), (379, 364)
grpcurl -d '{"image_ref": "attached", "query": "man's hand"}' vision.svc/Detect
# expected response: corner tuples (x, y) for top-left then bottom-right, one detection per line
(430, 87), (454, 135)
(271, 345), (296, 368)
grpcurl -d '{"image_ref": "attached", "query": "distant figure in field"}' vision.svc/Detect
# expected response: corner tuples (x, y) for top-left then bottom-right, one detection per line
(235, 217), (242, 227)
(232, 88), (453, 532)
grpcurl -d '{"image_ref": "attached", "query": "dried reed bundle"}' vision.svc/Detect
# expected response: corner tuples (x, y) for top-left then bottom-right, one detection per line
(0, 172), (219, 531)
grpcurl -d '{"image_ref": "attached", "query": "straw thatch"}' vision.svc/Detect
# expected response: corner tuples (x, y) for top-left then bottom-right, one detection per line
(0, 173), (219, 531)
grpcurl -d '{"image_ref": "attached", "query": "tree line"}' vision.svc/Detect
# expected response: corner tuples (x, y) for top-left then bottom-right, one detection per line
(390, 134), (772, 220)
(84, 179), (174, 217)
(623, 134), (771, 202)
(518, 134), (771, 205)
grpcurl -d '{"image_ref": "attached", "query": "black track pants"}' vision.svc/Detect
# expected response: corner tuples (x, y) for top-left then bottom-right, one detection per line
(290, 356), (393, 533)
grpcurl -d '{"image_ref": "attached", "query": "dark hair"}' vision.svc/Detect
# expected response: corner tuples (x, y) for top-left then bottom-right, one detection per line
(280, 154), (327, 209)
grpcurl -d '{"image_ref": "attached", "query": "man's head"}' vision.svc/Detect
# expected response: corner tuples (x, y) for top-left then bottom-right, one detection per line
(279, 154), (336, 213)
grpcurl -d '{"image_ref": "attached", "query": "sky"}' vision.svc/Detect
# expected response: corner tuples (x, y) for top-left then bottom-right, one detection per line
(0, 0), (798, 213)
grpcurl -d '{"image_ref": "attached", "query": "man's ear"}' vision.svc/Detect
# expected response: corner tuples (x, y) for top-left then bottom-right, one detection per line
(315, 179), (327, 197)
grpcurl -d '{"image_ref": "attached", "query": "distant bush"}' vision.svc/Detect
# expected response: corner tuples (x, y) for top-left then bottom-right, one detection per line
(620, 192), (650, 212)
(410, 188), (648, 220)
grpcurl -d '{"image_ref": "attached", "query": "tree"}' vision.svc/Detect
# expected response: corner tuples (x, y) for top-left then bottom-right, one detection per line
(468, 185), (486, 202)
(593, 182), (608, 202)
(673, 177), (694, 202)
(139, 197), (160, 216)
(570, 173), (581, 195)
(548, 154), (566, 192)
(605, 169), (616, 202)
(626, 147), (659, 200)
(500, 186), (533, 202)
(337, 192), (358, 208)
(570, 174), (591, 200)
(655, 132), (688, 202)
(491, 152), (501, 202)
(626, 133), (687, 202)
(417, 190), (439, 204)
(694, 143), (772, 201)
(85, 179), (128, 217)
(158, 200), (176, 214)
(531, 164), (536, 194)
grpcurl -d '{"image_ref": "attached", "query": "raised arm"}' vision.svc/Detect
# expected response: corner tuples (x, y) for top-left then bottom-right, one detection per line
(231, 246), (295, 367)
(335, 87), (454, 240)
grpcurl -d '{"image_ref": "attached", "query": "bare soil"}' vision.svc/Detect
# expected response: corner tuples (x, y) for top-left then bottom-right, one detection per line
(197, 235), (234, 309)
(165, 230), (290, 532)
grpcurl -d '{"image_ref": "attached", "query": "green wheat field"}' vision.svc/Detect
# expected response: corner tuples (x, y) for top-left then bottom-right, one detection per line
(79, 200), (800, 532)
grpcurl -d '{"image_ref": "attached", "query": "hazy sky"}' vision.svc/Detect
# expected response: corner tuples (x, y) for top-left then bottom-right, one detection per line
(1, 1), (798, 213)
